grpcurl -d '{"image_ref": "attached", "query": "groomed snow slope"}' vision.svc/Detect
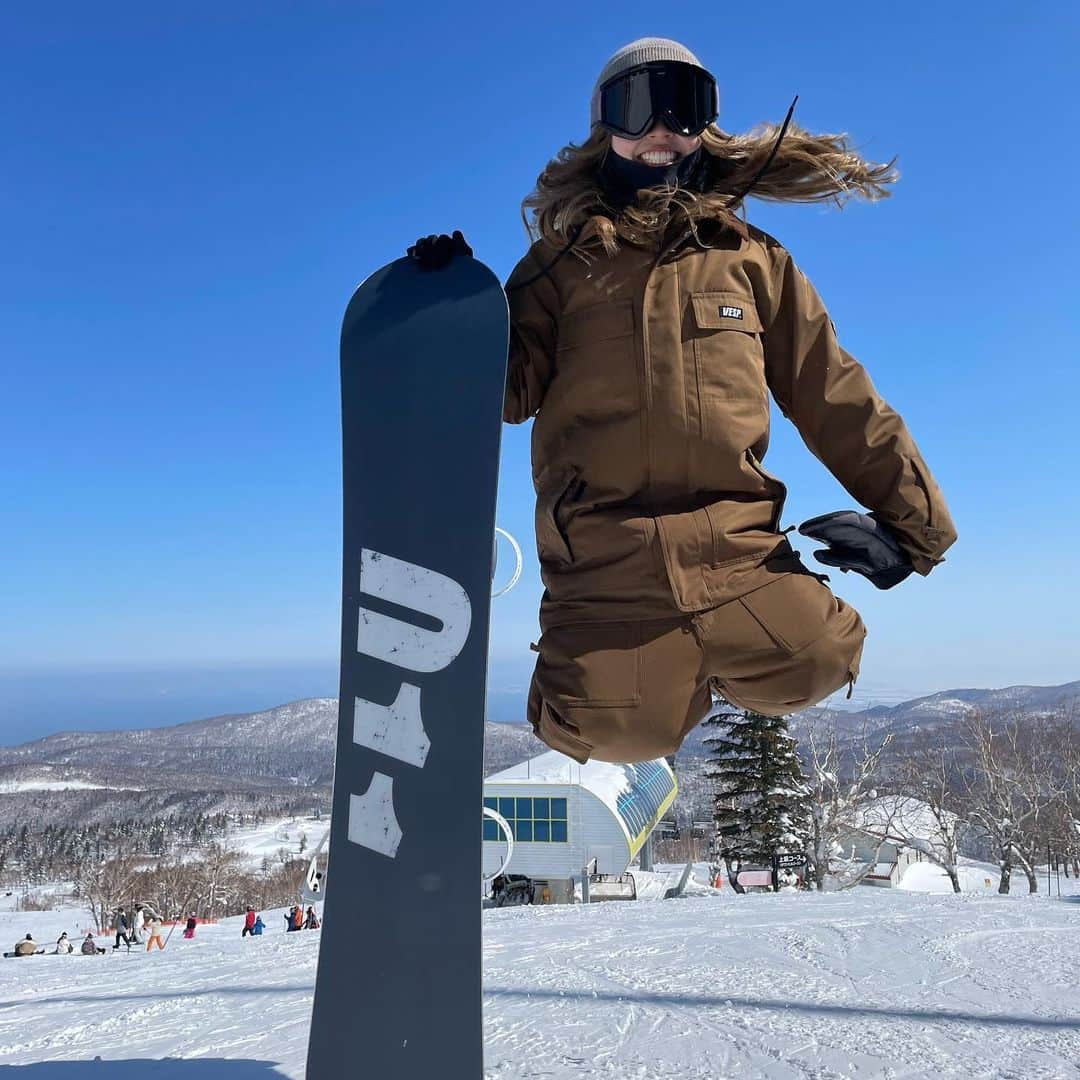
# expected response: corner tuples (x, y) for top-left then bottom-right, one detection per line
(2, 885), (1079, 1078)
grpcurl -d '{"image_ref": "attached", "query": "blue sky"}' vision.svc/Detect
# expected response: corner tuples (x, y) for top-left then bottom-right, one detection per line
(2, 3), (1078, 740)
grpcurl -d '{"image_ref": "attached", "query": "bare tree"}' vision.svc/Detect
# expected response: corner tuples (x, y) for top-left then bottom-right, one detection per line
(195, 842), (244, 920)
(801, 722), (894, 890)
(137, 858), (193, 919)
(961, 709), (1067, 894)
(1055, 711), (1080, 877)
(74, 855), (141, 931)
(893, 735), (964, 893)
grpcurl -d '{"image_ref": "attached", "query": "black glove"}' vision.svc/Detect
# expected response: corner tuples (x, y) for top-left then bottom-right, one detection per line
(798, 510), (914, 590)
(406, 230), (472, 271)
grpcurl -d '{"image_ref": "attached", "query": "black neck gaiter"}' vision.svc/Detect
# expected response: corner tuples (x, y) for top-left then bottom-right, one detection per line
(597, 147), (709, 209)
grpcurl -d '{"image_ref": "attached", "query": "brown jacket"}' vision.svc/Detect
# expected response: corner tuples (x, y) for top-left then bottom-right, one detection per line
(504, 220), (956, 626)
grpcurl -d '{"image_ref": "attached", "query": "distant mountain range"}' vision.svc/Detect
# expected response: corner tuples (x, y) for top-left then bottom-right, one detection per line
(0, 680), (1075, 828)
(801, 679), (1080, 741)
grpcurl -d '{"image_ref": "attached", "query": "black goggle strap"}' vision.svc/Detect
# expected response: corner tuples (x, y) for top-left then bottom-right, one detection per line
(725, 94), (798, 209)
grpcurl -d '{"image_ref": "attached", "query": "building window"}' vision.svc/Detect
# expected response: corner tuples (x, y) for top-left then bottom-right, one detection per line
(482, 793), (568, 843)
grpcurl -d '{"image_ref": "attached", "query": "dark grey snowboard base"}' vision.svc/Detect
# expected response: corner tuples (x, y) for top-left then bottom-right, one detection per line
(305, 255), (509, 1077)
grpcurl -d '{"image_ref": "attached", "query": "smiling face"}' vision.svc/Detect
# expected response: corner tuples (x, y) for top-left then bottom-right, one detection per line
(609, 121), (701, 165)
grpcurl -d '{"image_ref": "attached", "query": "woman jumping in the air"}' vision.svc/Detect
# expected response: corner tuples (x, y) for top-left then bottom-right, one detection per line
(409, 36), (956, 765)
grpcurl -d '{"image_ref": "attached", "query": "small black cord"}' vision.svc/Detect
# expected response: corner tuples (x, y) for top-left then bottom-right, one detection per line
(505, 223), (585, 292)
(725, 94), (798, 209)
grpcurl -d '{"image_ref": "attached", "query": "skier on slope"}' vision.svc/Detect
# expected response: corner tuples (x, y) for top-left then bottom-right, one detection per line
(130, 904), (145, 945)
(409, 37), (956, 764)
(145, 913), (165, 951)
(112, 906), (129, 950)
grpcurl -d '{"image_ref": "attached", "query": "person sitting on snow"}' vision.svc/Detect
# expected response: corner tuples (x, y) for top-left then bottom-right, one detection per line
(252, 915), (265, 936)
(14, 934), (37, 957)
(80, 932), (104, 955)
(55, 932), (73, 955)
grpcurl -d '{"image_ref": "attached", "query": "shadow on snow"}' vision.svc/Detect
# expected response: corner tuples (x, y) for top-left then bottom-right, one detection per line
(0, 985), (312, 1012)
(485, 987), (1080, 1030)
(0, 1063), (285, 1077)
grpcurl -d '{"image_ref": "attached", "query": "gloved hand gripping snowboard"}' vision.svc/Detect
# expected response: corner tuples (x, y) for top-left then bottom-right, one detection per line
(407, 230), (472, 270)
(798, 510), (914, 590)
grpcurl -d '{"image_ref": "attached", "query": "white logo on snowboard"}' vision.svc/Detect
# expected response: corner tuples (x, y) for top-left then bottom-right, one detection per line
(356, 549), (471, 671)
(347, 549), (471, 858)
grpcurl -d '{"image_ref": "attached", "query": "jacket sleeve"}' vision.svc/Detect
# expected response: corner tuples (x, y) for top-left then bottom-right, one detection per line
(503, 246), (560, 424)
(763, 248), (957, 575)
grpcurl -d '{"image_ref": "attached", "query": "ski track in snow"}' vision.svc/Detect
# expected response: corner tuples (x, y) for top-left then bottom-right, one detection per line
(0, 886), (1078, 1078)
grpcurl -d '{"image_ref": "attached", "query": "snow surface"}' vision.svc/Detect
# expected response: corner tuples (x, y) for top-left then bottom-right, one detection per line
(218, 818), (331, 871)
(2, 873), (1079, 1077)
(0, 780), (133, 793)
(897, 859), (1000, 894)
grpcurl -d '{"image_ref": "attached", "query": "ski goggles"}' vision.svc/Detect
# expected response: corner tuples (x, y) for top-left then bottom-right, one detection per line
(597, 61), (718, 139)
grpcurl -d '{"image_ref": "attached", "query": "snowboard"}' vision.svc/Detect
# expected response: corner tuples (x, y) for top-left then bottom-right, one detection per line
(306, 253), (509, 1077)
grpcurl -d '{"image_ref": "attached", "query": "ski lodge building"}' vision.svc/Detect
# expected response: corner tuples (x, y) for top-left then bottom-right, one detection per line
(482, 751), (677, 889)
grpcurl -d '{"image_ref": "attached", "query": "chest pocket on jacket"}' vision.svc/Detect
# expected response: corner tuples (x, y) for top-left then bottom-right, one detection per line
(689, 291), (765, 402)
(555, 299), (636, 418)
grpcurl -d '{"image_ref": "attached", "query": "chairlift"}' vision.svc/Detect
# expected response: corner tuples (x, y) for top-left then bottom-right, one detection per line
(299, 827), (331, 904)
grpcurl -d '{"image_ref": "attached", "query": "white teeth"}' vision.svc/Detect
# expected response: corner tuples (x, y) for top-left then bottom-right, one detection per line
(640, 151), (678, 165)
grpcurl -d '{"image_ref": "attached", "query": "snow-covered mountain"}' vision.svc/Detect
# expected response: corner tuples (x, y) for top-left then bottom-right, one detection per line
(0, 699), (543, 828)
(813, 679), (1080, 740)
(0, 680), (1074, 829)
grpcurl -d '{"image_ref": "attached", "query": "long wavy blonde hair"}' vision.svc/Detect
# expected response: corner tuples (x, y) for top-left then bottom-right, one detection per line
(522, 119), (898, 255)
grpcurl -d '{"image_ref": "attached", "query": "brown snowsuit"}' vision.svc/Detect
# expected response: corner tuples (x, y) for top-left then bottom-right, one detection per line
(505, 217), (956, 764)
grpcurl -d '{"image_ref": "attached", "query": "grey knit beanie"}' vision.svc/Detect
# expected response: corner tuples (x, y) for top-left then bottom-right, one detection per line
(590, 37), (707, 128)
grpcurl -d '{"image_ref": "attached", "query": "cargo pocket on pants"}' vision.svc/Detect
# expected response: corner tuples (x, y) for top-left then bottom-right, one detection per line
(534, 699), (593, 764)
(736, 571), (839, 654)
(536, 623), (642, 708)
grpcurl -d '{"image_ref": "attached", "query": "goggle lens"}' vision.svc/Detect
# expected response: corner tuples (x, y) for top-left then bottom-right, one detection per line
(599, 62), (718, 139)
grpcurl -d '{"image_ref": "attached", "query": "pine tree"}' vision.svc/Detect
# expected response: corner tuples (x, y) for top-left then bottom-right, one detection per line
(704, 697), (810, 889)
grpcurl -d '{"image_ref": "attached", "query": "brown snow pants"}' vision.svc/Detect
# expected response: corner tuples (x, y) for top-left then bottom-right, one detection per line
(527, 566), (866, 764)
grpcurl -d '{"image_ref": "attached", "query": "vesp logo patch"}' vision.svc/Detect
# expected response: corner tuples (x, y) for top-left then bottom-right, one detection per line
(720, 305), (744, 320)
